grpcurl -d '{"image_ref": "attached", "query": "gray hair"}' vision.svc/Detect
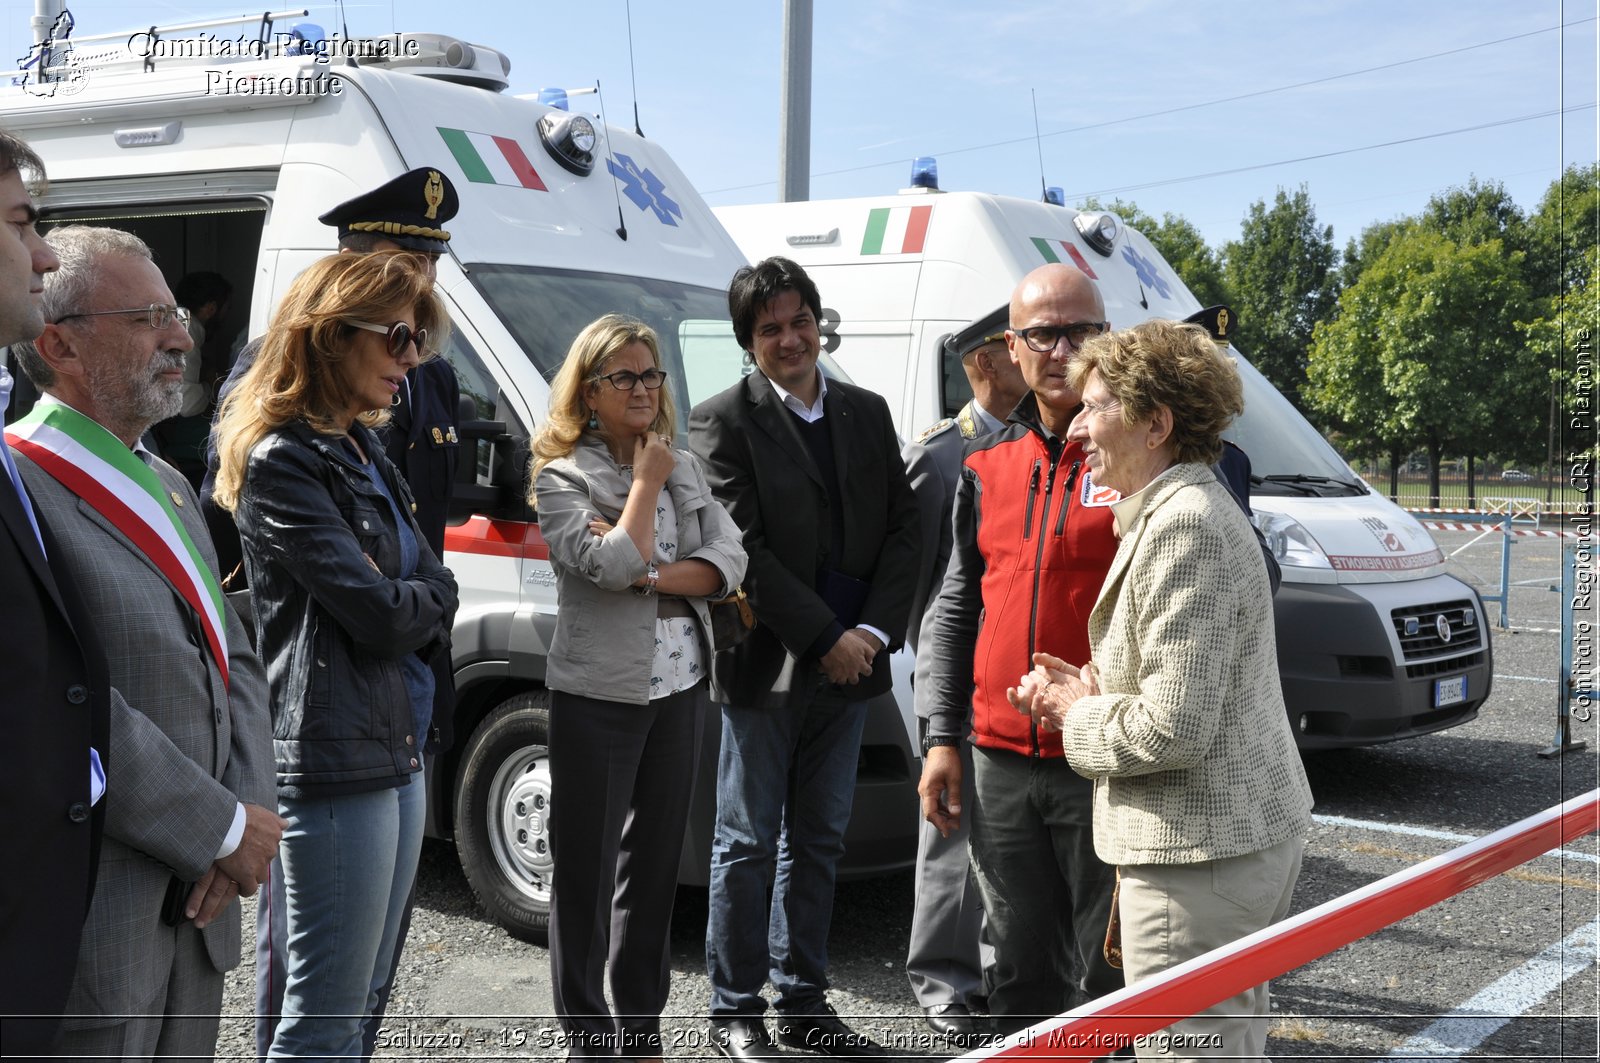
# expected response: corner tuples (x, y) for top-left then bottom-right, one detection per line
(11, 226), (153, 388)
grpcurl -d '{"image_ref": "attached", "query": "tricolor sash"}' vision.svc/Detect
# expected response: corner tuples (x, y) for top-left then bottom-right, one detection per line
(6, 404), (230, 688)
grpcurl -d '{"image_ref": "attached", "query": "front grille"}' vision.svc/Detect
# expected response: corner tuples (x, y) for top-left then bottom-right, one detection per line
(1390, 599), (1484, 661)
(1406, 649), (1486, 681)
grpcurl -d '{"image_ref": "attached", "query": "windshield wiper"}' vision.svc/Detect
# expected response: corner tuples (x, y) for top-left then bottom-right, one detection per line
(1254, 473), (1367, 496)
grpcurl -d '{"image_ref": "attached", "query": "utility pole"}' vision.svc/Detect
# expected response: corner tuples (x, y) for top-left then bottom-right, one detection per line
(778, 0), (812, 203)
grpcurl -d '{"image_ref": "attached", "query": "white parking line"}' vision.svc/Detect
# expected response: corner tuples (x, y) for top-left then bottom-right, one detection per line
(1494, 674), (1560, 683)
(1311, 812), (1600, 865)
(1385, 920), (1598, 1060)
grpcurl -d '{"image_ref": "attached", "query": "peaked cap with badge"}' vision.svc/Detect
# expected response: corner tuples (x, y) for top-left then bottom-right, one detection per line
(1182, 304), (1236, 345)
(942, 303), (1011, 362)
(317, 167), (459, 254)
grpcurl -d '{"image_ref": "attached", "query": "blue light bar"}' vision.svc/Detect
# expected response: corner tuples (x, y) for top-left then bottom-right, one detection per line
(910, 156), (938, 190)
(539, 87), (570, 111)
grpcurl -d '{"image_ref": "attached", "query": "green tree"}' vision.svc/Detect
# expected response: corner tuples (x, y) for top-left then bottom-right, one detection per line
(1340, 216), (1414, 292)
(1527, 162), (1599, 301)
(1306, 229), (1541, 504)
(1222, 185), (1339, 411)
(1420, 176), (1532, 256)
(1515, 165), (1598, 485)
(1080, 197), (1231, 310)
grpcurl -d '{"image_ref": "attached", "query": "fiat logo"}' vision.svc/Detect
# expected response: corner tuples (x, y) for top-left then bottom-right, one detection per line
(1436, 614), (1452, 642)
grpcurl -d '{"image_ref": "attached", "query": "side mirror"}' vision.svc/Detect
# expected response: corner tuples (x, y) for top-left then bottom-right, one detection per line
(448, 394), (532, 522)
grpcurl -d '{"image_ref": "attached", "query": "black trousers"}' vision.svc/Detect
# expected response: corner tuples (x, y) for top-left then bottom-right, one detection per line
(549, 681), (706, 1060)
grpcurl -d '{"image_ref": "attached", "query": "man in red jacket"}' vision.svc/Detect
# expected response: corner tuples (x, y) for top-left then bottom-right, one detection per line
(917, 263), (1123, 1033)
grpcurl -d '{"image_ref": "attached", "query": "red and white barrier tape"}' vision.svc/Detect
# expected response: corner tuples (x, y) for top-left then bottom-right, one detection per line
(962, 789), (1600, 1061)
(1419, 520), (1581, 539)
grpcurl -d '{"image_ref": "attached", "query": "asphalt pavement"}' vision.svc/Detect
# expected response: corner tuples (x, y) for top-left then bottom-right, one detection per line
(213, 526), (1599, 1061)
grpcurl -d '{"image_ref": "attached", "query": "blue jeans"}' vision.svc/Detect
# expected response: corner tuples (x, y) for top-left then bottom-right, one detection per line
(706, 688), (872, 1017)
(269, 777), (426, 1061)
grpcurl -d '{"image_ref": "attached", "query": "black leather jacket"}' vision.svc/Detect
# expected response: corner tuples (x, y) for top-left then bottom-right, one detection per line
(235, 420), (458, 797)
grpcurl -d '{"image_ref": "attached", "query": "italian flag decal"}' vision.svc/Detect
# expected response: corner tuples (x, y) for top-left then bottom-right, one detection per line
(438, 127), (547, 190)
(1031, 237), (1098, 278)
(861, 205), (932, 255)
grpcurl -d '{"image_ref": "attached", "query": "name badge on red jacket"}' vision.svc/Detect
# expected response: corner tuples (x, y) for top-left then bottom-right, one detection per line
(1081, 473), (1122, 508)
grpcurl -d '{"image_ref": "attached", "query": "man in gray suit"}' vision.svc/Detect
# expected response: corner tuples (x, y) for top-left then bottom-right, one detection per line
(900, 306), (1027, 1045)
(9, 224), (281, 1060)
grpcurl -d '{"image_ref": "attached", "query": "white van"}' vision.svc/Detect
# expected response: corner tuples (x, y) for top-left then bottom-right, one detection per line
(4, 10), (920, 942)
(716, 184), (1493, 751)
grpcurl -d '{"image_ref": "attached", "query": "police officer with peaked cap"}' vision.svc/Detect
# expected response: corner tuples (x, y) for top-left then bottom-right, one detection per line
(1181, 303), (1281, 594)
(198, 166), (465, 1060)
(900, 303), (1030, 1044)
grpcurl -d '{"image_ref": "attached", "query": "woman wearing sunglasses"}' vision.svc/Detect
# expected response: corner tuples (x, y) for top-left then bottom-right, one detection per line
(210, 251), (458, 1061)
(530, 314), (746, 1062)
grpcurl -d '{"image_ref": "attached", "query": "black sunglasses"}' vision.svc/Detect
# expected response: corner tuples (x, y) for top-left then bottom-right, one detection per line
(346, 319), (429, 358)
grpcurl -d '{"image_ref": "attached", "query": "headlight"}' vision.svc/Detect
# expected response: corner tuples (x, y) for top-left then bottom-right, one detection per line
(1254, 511), (1333, 570)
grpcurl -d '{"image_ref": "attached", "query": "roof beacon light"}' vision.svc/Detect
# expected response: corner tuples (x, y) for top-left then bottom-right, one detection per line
(539, 87), (569, 111)
(538, 110), (597, 176)
(284, 22), (326, 56)
(1075, 210), (1121, 256)
(1044, 186), (1065, 207)
(909, 156), (938, 191)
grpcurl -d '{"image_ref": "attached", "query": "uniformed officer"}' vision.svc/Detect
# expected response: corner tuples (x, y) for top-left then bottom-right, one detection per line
(197, 167), (464, 1060)
(1182, 304), (1281, 594)
(900, 305), (1029, 1044)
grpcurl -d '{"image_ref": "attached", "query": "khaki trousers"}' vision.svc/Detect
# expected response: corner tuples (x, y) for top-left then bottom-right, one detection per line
(1118, 834), (1304, 1062)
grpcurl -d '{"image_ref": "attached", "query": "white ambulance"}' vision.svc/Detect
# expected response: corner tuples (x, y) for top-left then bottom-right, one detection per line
(715, 180), (1494, 751)
(3, 9), (921, 942)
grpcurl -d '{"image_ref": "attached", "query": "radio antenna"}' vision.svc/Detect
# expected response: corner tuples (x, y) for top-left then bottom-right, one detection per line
(596, 80), (629, 241)
(626, 0), (644, 136)
(1031, 88), (1048, 201)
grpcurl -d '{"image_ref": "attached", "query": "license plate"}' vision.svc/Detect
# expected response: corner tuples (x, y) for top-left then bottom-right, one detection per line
(1434, 675), (1468, 708)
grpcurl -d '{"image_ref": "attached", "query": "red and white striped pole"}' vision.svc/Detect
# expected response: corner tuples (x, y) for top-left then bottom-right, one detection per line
(961, 789), (1600, 1061)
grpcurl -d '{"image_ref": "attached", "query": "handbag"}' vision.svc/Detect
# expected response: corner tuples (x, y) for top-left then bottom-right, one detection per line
(707, 584), (755, 652)
(222, 561), (256, 645)
(1103, 868), (1123, 969)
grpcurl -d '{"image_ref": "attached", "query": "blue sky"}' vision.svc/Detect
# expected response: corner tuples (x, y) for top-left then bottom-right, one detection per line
(6, 1), (1594, 252)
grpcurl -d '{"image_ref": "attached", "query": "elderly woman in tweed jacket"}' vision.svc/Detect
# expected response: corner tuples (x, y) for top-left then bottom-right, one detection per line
(1010, 318), (1313, 1063)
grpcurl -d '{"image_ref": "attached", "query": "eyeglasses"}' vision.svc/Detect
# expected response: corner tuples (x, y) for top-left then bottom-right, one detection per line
(1013, 322), (1108, 353)
(346, 319), (429, 358)
(1079, 397), (1123, 419)
(593, 368), (667, 391)
(55, 304), (192, 331)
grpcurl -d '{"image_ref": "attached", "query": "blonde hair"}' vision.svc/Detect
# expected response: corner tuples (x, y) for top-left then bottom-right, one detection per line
(211, 250), (446, 511)
(1069, 318), (1243, 466)
(528, 314), (674, 504)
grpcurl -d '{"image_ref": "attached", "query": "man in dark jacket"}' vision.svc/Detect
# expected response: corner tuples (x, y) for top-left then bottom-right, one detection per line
(689, 257), (920, 1061)
(0, 128), (112, 1062)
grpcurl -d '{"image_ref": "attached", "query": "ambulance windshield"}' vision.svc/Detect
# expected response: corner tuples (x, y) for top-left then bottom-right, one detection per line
(472, 264), (851, 426)
(1226, 354), (1368, 496)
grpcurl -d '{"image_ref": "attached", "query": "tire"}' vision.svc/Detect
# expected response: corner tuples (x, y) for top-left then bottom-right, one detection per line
(453, 690), (554, 943)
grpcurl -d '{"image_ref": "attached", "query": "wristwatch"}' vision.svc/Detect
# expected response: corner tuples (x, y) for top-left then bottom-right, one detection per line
(635, 562), (660, 597)
(922, 735), (962, 755)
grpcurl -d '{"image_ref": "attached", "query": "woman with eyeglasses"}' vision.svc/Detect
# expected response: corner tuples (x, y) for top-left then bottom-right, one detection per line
(210, 251), (458, 1061)
(1009, 319), (1312, 1062)
(529, 313), (746, 1063)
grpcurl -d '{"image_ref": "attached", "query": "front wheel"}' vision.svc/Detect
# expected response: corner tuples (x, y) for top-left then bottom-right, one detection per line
(453, 691), (553, 943)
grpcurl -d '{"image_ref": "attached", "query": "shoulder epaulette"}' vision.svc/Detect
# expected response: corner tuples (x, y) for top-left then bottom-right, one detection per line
(915, 417), (956, 444)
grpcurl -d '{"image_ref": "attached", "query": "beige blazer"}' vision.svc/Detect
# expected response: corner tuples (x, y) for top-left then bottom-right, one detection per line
(1061, 463), (1312, 866)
